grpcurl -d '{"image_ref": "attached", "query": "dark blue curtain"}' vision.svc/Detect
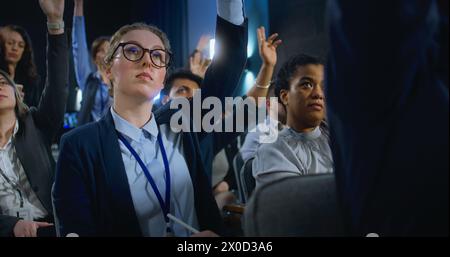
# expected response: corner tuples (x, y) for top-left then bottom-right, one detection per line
(130, 0), (189, 69)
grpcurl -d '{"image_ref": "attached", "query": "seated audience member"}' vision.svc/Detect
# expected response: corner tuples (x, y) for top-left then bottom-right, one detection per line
(161, 26), (281, 203)
(252, 54), (333, 189)
(326, 0), (448, 236)
(72, 0), (112, 126)
(53, 0), (248, 237)
(161, 69), (204, 105)
(0, 24), (42, 108)
(0, 0), (68, 237)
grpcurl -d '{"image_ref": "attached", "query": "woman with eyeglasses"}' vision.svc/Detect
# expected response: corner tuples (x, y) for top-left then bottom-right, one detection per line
(0, 0), (68, 237)
(53, 0), (247, 237)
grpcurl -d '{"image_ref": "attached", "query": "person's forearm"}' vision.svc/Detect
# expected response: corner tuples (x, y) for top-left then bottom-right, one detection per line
(246, 63), (274, 101)
(74, 0), (84, 17)
(72, 16), (92, 89)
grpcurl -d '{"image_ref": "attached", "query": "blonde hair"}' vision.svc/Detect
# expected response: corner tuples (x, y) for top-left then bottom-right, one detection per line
(0, 69), (29, 118)
(104, 22), (171, 68)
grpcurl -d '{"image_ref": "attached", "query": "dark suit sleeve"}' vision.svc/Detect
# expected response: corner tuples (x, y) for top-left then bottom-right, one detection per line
(33, 33), (69, 143)
(201, 16), (248, 102)
(196, 16), (248, 142)
(0, 215), (20, 237)
(52, 134), (96, 237)
(161, 17), (248, 140)
(211, 95), (263, 155)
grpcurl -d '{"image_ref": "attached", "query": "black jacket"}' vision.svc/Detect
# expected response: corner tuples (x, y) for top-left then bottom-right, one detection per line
(0, 33), (68, 236)
(77, 72), (101, 126)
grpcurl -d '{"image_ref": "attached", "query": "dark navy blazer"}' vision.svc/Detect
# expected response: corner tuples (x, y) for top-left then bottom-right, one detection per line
(326, 0), (448, 236)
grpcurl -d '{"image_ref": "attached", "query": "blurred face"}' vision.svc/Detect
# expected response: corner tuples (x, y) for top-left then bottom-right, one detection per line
(95, 41), (110, 70)
(107, 30), (167, 102)
(280, 64), (325, 130)
(169, 78), (200, 99)
(3, 30), (25, 65)
(0, 74), (16, 112)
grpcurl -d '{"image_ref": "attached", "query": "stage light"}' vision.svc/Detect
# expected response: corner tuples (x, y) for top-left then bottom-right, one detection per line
(209, 39), (216, 59)
(244, 69), (255, 93)
(153, 92), (161, 101)
(75, 88), (82, 111)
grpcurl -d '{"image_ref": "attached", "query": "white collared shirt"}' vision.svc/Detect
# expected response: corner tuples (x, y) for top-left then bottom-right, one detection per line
(111, 108), (198, 237)
(253, 126), (334, 189)
(0, 120), (48, 220)
(240, 118), (285, 162)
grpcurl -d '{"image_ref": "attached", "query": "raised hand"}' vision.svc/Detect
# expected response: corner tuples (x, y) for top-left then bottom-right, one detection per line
(196, 34), (212, 52)
(190, 51), (211, 79)
(257, 26), (282, 67)
(39, 0), (65, 23)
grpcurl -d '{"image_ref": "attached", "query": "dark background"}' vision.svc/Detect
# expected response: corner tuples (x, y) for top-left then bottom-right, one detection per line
(1, 0), (189, 111)
(2, 0), (447, 111)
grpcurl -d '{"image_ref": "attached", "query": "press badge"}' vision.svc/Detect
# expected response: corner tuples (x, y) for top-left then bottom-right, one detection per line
(7, 207), (32, 221)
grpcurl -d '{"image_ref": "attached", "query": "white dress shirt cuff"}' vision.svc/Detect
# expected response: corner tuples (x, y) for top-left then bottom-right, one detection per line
(217, 0), (245, 26)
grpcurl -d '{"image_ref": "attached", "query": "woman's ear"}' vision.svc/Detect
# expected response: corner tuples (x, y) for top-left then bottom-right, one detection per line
(280, 89), (289, 106)
(105, 65), (112, 78)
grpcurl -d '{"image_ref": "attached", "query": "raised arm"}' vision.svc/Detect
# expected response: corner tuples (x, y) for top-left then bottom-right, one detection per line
(72, 0), (94, 89)
(209, 26), (280, 152)
(200, 0), (248, 102)
(246, 26), (281, 102)
(53, 135), (97, 237)
(33, 0), (69, 143)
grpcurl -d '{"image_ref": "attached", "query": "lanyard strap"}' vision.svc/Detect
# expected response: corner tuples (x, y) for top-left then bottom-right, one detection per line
(0, 167), (24, 208)
(116, 130), (172, 224)
(100, 87), (105, 114)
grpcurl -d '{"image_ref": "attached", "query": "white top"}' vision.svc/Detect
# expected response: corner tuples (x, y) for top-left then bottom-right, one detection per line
(111, 108), (198, 237)
(240, 118), (284, 162)
(253, 126), (334, 189)
(0, 120), (48, 220)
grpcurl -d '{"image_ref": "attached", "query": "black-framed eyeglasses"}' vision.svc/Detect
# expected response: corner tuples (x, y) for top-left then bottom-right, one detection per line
(113, 42), (172, 68)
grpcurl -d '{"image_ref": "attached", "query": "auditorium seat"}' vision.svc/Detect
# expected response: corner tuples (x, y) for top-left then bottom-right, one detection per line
(243, 173), (345, 236)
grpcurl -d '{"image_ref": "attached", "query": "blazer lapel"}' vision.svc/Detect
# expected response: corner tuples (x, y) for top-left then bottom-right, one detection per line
(14, 117), (53, 212)
(98, 112), (142, 236)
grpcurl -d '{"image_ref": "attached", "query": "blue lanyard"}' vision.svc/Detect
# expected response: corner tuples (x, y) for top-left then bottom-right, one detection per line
(99, 86), (106, 113)
(116, 129), (172, 231)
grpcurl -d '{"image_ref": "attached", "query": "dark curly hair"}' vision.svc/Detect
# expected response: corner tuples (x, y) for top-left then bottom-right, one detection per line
(274, 54), (323, 104)
(162, 68), (203, 96)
